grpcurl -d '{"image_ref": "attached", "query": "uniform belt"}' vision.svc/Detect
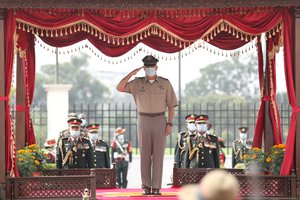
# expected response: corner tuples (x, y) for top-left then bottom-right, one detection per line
(138, 112), (165, 117)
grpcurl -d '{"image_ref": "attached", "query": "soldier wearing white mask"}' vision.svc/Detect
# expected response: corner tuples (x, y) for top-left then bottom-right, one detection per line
(232, 127), (252, 168)
(87, 123), (110, 168)
(56, 118), (93, 169)
(116, 55), (177, 195)
(111, 127), (132, 188)
(184, 114), (219, 169)
(79, 113), (89, 139)
(174, 114), (197, 168)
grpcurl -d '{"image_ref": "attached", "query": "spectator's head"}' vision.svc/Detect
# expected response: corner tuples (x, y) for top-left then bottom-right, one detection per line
(179, 169), (240, 200)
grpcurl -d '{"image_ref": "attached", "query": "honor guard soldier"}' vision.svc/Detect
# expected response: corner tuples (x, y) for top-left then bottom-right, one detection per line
(218, 137), (226, 168)
(184, 114), (220, 168)
(232, 127), (252, 168)
(44, 138), (56, 164)
(56, 118), (93, 169)
(111, 127), (133, 188)
(174, 114), (196, 168)
(87, 123), (110, 168)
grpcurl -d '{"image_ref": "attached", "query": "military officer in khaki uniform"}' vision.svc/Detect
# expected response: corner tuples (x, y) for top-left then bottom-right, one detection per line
(174, 114), (197, 168)
(116, 55), (178, 195)
(87, 123), (110, 168)
(232, 127), (252, 168)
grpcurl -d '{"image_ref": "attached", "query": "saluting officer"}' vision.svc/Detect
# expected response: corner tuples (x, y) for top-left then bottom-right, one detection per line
(87, 123), (110, 168)
(56, 118), (93, 169)
(116, 55), (178, 195)
(184, 114), (219, 168)
(111, 127), (132, 188)
(174, 114), (196, 168)
(232, 127), (252, 168)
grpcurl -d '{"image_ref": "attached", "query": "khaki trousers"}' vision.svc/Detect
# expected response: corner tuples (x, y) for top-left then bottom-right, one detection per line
(137, 114), (166, 189)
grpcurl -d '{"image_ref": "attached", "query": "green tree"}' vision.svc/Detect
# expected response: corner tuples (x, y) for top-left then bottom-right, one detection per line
(184, 53), (260, 103)
(33, 52), (110, 105)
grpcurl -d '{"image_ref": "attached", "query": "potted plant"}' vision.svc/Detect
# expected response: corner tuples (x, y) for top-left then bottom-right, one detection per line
(242, 147), (268, 174)
(17, 144), (46, 177)
(267, 144), (286, 175)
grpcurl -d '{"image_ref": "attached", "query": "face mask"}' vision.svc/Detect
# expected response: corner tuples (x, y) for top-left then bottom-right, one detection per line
(81, 119), (86, 127)
(70, 130), (80, 139)
(197, 124), (207, 133)
(117, 135), (124, 144)
(90, 134), (98, 141)
(187, 123), (196, 132)
(145, 67), (156, 77)
(240, 133), (247, 140)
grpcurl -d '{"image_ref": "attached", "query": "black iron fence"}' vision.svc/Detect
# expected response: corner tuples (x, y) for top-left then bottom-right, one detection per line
(27, 102), (291, 154)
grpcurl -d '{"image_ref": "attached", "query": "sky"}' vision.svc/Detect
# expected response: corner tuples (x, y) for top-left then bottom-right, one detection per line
(34, 38), (286, 99)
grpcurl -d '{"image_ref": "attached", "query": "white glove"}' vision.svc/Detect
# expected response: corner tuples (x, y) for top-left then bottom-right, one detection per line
(125, 154), (129, 161)
(113, 152), (119, 159)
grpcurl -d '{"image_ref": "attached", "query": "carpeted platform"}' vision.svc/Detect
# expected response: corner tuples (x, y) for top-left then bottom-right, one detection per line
(96, 188), (180, 200)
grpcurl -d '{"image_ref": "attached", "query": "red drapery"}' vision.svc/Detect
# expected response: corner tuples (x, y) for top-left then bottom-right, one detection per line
(280, 7), (295, 175)
(18, 32), (36, 145)
(4, 6), (295, 175)
(252, 34), (283, 148)
(253, 36), (265, 148)
(4, 10), (18, 177)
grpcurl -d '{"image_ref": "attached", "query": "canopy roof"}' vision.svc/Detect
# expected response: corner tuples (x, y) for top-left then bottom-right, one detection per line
(1, 0), (300, 9)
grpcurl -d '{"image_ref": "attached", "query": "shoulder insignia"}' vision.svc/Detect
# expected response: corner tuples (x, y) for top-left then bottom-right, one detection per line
(158, 76), (168, 80)
(208, 134), (218, 139)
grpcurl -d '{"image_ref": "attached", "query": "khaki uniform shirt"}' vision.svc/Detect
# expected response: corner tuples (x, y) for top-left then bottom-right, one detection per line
(125, 76), (178, 113)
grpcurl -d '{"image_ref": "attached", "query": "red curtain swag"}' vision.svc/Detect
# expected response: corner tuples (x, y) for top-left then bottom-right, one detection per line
(4, 6), (295, 175)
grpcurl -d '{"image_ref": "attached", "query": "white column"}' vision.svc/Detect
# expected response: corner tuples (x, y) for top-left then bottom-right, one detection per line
(43, 84), (72, 140)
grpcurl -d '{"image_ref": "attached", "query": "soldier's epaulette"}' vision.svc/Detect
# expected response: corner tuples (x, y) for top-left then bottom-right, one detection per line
(233, 140), (240, 144)
(208, 134), (218, 139)
(178, 131), (186, 135)
(135, 77), (144, 79)
(99, 139), (106, 143)
(59, 129), (68, 134)
(158, 76), (168, 80)
(61, 136), (69, 140)
(81, 137), (90, 141)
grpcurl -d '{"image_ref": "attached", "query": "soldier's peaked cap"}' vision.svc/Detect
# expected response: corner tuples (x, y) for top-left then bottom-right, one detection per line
(185, 114), (196, 122)
(115, 127), (126, 135)
(87, 123), (100, 132)
(239, 127), (249, 133)
(195, 114), (209, 123)
(142, 55), (159, 66)
(67, 118), (82, 126)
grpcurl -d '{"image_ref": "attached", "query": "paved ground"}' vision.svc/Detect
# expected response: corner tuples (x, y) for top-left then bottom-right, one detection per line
(126, 155), (232, 188)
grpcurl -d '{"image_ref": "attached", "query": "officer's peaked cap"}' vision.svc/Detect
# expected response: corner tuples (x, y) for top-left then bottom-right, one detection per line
(142, 55), (159, 66)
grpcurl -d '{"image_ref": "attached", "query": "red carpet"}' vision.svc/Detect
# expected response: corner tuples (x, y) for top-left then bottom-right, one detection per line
(96, 188), (180, 200)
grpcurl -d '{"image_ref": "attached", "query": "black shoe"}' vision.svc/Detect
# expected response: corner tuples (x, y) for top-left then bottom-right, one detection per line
(152, 188), (161, 195)
(142, 186), (151, 195)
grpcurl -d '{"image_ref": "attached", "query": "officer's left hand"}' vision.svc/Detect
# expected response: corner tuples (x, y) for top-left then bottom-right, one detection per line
(165, 125), (172, 136)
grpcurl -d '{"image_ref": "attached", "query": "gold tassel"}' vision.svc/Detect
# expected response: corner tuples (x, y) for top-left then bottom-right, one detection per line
(55, 29), (58, 37)
(50, 30), (53, 37)
(107, 36), (110, 43)
(41, 29), (44, 37)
